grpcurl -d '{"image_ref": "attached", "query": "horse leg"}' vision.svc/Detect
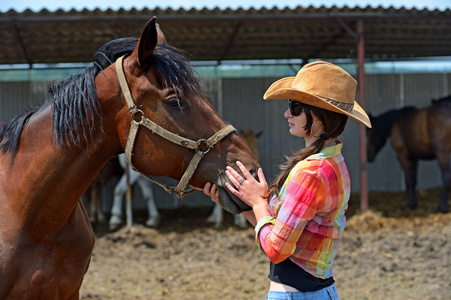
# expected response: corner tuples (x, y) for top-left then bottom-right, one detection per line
(207, 204), (223, 228)
(137, 178), (160, 227)
(436, 155), (451, 213)
(84, 187), (95, 223)
(401, 159), (418, 210)
(93, 186), (106, 224)
(234, 214), (248, 228)
(109, 174), (128, 231)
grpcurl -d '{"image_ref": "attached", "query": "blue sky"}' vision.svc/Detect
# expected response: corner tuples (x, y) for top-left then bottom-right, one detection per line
(2, 0), (450, 12)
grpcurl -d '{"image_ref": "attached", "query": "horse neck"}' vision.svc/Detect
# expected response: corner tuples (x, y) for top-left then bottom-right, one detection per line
(4, 106), (115, 233)
(375, 108), (414, 139)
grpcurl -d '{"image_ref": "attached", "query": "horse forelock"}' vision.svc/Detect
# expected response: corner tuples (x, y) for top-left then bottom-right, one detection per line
(151, 43), (204, 99)
(51, 38), (139, 150)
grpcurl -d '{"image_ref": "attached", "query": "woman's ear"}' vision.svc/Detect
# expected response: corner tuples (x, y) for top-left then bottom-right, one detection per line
(310, 119), (324, 137)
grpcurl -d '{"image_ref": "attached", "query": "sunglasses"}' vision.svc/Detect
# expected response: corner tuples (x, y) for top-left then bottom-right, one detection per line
(288, 100), (303, 116)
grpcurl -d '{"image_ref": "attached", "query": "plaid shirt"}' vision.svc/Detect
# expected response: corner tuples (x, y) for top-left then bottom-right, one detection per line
(258, 142), (350, 279)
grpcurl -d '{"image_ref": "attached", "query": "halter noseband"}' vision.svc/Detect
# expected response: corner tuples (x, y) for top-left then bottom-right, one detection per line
(115, 55), (236, 198)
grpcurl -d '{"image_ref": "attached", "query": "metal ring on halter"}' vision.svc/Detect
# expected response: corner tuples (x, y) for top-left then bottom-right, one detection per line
(238, 177), (245, 184)
(130, 108), (145, 123)
(196, 139), (212, 155)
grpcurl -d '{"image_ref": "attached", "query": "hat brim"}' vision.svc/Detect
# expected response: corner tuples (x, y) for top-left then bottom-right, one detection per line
(264, 77), (372, 128)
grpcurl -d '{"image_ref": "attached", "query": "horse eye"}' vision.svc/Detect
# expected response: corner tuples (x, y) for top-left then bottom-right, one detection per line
(165, 98), (185, 109)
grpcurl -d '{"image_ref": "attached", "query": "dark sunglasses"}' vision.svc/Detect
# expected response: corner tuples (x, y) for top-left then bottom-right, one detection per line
(288, 100), (303, 116)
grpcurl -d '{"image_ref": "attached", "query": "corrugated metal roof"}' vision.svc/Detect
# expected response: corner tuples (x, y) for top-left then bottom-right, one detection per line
(0, 5), (450, 65)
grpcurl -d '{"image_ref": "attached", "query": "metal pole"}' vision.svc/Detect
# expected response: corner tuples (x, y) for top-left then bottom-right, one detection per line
(125, 164), (133, 227)
(357, 19), (369, 213)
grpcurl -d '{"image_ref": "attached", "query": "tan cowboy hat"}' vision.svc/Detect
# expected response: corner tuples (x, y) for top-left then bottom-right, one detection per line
(264, 61), (371, 128)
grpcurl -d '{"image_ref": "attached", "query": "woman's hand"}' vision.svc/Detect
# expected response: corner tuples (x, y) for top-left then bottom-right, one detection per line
(191, 180), (259, 226)
(190, 182), (220, 205)
(225, 161), (268, 209)
(191, 161), (270, 223)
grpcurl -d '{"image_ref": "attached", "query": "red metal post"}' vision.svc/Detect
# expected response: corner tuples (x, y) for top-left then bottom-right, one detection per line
(125, 163), (133, 227)
(357, 20), (368, 213)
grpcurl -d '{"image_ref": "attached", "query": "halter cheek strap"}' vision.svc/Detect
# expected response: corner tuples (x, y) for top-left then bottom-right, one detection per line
(115, 55), (236, 198)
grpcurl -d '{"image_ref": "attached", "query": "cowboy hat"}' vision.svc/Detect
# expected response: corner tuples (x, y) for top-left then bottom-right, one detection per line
(263, 61), (371, 128)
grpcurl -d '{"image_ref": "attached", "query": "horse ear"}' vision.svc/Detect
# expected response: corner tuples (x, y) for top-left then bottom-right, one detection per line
(255, 131), (263, 138)
(136, 17), (159, 66)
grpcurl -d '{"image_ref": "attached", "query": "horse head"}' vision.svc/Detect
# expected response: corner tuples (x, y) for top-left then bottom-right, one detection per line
(239, 129), (263, 162)
(366, 113), (386, 162)
(103, 17), (260, 214)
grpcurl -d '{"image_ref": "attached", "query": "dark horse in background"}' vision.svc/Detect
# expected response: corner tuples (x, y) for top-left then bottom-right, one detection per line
(367, 95), (451, 213)
(0, 17), (259, 299)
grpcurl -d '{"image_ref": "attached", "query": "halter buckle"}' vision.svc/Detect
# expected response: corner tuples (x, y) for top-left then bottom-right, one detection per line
(196, 139), (212, 155)
(131, 108), (145, 123)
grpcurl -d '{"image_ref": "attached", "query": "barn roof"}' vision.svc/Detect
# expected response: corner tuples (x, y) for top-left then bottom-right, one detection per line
(1, 5), (450, 66)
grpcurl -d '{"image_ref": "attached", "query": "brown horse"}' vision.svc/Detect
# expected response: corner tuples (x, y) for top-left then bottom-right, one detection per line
(367, 95), (451, 213)
(0, 17), (259, 299)
(240, 129), (262, 162)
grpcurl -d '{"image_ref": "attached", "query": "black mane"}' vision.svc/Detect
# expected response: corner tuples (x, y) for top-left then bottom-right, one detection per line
(370, 106), (418, 140)
(431, 94), (451, 106)
(0, 37), (203, 160)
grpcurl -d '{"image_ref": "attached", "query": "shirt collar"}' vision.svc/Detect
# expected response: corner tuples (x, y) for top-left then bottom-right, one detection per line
(306, 141), (343, 161)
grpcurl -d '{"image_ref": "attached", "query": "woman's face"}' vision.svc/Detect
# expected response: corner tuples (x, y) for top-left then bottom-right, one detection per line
(284, 102), (321, 146)
(284, 107), (308, 138)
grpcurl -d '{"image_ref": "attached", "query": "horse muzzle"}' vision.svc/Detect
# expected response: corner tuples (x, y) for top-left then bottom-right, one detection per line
(215, 174), (253, 215)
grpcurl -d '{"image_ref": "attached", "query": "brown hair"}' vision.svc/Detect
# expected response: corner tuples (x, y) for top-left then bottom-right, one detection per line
(267, 102), (348, 200)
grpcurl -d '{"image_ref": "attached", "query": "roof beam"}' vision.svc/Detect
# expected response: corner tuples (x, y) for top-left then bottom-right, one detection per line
(307, 18), (354, 59)
(335, 17), (359, 43)
(11, 20), (32, 66)
(218, 21), (242, 62)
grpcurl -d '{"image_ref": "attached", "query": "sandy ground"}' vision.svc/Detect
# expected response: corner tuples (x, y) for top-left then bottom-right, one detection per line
(79, 187), (451, 300)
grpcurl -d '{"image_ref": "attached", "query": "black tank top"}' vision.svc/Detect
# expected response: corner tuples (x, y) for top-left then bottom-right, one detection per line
(268, 259), (335, 292)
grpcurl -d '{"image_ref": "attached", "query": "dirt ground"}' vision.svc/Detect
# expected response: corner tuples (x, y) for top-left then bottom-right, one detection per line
(80, 187), (451, 300)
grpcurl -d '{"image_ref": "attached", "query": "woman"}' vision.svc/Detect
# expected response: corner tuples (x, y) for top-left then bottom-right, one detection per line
(198, 61), (371, 299)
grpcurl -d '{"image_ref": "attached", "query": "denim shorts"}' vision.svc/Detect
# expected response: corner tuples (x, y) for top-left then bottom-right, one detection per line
(266, 283), (339, 300)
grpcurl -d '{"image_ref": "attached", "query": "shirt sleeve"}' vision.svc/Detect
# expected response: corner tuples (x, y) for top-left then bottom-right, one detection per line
(258, 170), (325, 264)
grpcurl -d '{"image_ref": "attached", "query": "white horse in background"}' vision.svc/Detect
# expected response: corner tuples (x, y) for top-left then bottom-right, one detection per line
(207, 129), (262, 228)
(84, 157), (123, 224)
(109, 154), (160, 231)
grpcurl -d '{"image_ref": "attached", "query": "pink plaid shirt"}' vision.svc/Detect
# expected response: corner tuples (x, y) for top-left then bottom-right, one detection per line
(258, 142), (350, 278)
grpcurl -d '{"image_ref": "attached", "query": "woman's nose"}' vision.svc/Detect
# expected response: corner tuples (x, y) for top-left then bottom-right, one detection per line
(284, 108), (291, 118)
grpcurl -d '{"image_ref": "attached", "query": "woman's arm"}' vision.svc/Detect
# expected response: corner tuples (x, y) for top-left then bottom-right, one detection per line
(241, 210), (257, 226)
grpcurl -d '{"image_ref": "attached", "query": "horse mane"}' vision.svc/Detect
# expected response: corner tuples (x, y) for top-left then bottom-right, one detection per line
(431, 94), (451, 106)
(0, 37), (203, 160)
(371, 106), (418, 139)
(0, 112), (35, 157)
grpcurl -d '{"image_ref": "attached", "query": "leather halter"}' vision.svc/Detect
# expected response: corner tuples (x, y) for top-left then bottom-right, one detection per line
(115, 55), (236, 198)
